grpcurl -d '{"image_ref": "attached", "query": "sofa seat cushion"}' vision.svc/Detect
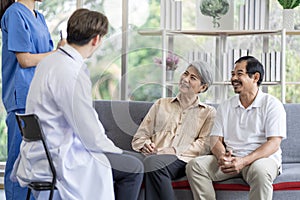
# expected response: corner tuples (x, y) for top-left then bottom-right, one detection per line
(273, 163), (300, 190)
(171, 163), (300, 191)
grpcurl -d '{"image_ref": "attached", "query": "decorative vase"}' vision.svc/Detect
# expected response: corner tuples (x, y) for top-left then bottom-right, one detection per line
(282, 9), (294, 30)
(166, 70), (175, 82)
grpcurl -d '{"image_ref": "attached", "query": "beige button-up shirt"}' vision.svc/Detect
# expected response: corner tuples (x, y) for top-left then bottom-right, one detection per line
(132, 96), (216, 162)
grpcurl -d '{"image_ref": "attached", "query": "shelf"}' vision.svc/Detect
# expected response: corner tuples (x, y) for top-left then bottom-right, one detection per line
(286, 30), (300, 35)
(138, 81), (178, 86)
(213, 81), (280, 86)
(138, 29), (284, 37)
(139, 28), (289, 102)
(139, 81), (282, 86)
(285, 82), (300, 85)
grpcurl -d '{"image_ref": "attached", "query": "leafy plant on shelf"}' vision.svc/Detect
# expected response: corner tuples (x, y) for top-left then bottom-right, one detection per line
(199, 0), (229, 28)
(277, 0), (300, 9)
(154, 52), (179, 71)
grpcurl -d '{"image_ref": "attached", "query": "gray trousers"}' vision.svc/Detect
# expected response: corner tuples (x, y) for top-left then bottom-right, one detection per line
(105, 151), (144, 200)
(186, 155), (279, 200)
(35, 151), (144, 200)
(142, 154), (186, 200)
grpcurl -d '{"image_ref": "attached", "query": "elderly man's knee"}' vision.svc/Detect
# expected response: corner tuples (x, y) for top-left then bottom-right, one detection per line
(143, 155), (177, 172)
(143, 155), (160, 172)
(186, 157), (208, 178)
(186, 159), (197, 176)
(131, 156), (144, 173)
(246, 159), (276, 185)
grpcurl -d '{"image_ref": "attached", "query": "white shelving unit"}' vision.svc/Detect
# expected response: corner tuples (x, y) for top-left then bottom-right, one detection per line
(139, 29), (292, 102)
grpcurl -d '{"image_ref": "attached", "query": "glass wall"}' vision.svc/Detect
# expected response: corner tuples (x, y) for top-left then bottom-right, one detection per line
(81, 0), (163, 101)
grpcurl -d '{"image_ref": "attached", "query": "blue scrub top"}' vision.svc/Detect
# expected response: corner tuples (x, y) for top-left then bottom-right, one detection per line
(1, 2), (53, 112)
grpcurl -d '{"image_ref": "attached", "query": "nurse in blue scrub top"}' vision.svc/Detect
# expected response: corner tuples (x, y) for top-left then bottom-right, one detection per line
(0, 0), (62, 199)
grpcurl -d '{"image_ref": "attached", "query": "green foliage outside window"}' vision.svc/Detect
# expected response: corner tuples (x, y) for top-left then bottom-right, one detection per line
(0, 113), (7, 161)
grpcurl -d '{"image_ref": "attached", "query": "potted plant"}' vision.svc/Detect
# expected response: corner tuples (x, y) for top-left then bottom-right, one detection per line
(277, 0), (300, 29)
(154, 52), (179, 81)
(199, 0), (229, 28)
(277, 0), (300, 9)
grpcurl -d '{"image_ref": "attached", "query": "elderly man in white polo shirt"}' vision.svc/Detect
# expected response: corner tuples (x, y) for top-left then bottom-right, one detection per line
(186, 56), (286, 200)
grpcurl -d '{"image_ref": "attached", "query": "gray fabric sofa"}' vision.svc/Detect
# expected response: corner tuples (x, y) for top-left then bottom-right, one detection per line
(93, 100), (300, 200)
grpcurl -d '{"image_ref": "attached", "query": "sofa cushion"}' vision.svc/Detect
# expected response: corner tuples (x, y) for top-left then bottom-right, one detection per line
(93, 100), (152, 151)
(171, 163), (300, 191)
(282, 104), (300, 163)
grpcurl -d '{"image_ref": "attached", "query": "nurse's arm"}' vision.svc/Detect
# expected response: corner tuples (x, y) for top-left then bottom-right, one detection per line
(15, 51), (55, 68)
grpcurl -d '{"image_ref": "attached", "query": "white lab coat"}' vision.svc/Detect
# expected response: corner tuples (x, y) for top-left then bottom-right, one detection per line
(12, 44), (122, 200)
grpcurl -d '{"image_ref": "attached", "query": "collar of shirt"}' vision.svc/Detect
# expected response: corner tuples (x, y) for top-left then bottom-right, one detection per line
(60, 44), (85, 67)
(171, 94), (207, 108)
(234, 89), (264, 109)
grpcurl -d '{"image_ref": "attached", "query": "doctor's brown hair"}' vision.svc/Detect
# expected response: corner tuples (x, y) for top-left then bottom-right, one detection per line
(67, 8), (109, 46)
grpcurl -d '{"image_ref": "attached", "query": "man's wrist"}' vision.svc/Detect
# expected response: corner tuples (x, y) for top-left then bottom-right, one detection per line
(214, 151), (225, 161)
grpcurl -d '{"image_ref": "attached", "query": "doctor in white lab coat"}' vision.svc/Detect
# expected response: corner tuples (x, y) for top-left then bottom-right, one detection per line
(12, 8), (143, 200)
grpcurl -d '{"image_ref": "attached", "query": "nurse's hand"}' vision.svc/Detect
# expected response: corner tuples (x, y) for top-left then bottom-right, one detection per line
(57, 38), (67, 49)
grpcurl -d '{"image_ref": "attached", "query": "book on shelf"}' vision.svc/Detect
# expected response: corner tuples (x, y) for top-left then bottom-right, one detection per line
(260, 0), (268, 29)
(175, 1), (182, 30)
(248, 0), (255, 30)
(166, 0), (171, 29)
(265, 52), (271, 81)
(160, 0), (166, 29)
(254, 0), (261, 30)
(239, 4), (245, 30)
(270, 51), (276, 82)
(261, 52), (266, 80)
(222, 52), (228, 81)
(225, 49), (249, 81)
(226, 49), (233, 81)
(160, 0), (182, 30)
(171, 0), (176, 30)
(244, 0), (249, 30)
(261, 51), (281, 82)
(275, 51), (281, 82)
(239, 0), (268, 30)
(186, 50), (212, 64)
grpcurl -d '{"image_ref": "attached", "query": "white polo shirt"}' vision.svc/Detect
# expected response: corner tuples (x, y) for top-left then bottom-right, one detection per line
(211, 90), (286, 167)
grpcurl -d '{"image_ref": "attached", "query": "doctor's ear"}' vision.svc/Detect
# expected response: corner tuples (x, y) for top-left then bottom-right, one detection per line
(91, 35), (101, 46)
